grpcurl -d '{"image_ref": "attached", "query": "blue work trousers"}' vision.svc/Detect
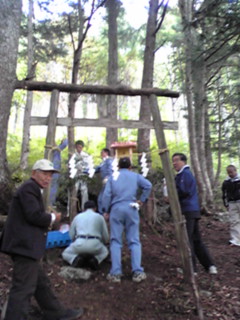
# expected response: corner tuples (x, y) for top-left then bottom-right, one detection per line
(109, 202), (143, 275)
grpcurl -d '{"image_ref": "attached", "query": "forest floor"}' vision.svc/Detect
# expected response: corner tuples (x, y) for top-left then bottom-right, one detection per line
(1, 212), (240, 320)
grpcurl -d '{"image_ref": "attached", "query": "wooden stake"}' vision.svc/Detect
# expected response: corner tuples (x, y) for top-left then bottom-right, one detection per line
(149, 94), (204, 320)
(43, 89), (59, 210)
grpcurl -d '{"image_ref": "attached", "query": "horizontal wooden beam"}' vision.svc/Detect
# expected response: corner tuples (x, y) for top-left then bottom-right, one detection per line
(15, 80), (180, 98)
(30, 117), (178, 130)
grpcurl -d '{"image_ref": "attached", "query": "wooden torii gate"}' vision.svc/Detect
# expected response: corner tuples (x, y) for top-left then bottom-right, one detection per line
(15, 80), (204, 319)
(16, 80), (179, 218)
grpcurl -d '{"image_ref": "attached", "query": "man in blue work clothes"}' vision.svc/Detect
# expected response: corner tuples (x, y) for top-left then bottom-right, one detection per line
(102, 157), (152, 283)
(172, 153), (217, 275)
(95, 148), (113, 214)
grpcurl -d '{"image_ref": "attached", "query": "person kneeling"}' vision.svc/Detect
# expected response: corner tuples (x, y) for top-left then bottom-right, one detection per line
(62, 201), (109, 270)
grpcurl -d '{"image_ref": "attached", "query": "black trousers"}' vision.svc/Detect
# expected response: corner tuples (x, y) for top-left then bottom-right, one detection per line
(4, 254), (66, 320)
(185, 218), (214, 272)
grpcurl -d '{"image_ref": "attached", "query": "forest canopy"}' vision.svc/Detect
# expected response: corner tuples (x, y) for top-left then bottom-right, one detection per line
(1, 0), (240, 213)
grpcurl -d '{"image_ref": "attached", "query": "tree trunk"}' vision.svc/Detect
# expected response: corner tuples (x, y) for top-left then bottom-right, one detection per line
(97, 95), (107, 118)
(213, 85), (223, 192)
(43, 90), (59, 210)
(20, 0), (34, 170)
(205, 107), (215, 188)
(179, 0), (215, 211)
(138, 0), (158, 155)
(0, 0), (22, 213)
(178, 0), (204, 197)
(106, 0), (119, 148)
(193, 58), (214, 210)
(15, 80), (179, 97)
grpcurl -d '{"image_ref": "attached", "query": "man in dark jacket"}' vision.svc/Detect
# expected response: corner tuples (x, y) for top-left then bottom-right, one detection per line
(172, 153), (217, 274)
(0, 159), (83, 320)
(222, 164), (240, 246)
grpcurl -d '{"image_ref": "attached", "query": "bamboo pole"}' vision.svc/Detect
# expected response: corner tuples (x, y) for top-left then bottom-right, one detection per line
(149, 94), (204, 320)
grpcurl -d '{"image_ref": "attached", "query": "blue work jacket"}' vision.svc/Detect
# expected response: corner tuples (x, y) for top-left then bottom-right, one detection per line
(175, 165), (200, 214)
(102, 168), (152, 212)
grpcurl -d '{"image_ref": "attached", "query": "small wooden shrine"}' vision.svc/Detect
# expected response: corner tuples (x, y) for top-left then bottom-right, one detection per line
(110, 141), (137, 161)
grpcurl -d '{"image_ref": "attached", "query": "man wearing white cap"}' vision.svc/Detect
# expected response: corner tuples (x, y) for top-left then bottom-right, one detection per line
(0, 159), (83, 320)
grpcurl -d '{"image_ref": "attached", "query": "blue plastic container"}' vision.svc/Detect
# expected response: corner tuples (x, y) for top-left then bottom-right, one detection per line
(46, 231), (72, 249)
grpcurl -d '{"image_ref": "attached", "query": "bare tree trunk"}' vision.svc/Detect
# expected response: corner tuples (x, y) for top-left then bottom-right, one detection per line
(138, 0), (158, 155)
(179, 13), (206, 206)
(193, 20), (214, 210)
(68, 6), (84, 218)
(43, 90), (59, 209)
(20, 0), (34, 170)
(179, 0), (215, 211)
(205, 107), (215, 187)
(15, 80), (179, 97)
(12, 103), (20, 134)
(97, 95), (107, 118)
(213, 85), (223, 191)
(0, 0), (22, 213)
(193, 63), (213, 210)
(67, 0), (107, 219)
(106, 0), (119, 148)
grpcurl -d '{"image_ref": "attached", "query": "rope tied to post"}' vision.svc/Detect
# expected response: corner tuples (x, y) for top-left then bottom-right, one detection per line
(158, 148), (168, 155)
(44, 144), (62, 160)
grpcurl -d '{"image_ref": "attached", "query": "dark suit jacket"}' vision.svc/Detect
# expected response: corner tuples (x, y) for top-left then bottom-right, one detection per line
(0, 178), (51, 260)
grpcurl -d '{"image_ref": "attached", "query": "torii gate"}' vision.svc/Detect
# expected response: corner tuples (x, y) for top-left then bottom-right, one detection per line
(15, 80), (204, 319)
(16, 80), (179, 219)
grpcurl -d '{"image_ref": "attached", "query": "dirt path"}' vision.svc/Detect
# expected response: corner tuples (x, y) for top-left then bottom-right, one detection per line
(1, 215), (240, 320)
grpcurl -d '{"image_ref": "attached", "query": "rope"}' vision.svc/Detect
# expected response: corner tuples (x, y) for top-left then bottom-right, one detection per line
(174, 219), (185, 225)
(44, 144), (62, 160)
(44, 144), (53, 149)
(71, 197), (79, 201)
(131, 148), (169, 157)
(70, 196), (81, 211)
(158, 148), (168, 155)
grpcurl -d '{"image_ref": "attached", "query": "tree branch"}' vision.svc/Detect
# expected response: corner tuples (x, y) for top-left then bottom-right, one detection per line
(155, 0), (169, 35)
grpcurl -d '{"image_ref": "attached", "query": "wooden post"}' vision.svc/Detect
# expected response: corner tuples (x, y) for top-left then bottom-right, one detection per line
(43, 90), (59, 210)
(149, 94), (204, 320)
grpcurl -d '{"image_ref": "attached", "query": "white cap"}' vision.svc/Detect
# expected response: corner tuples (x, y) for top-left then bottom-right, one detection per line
(32, 159), (59, 172)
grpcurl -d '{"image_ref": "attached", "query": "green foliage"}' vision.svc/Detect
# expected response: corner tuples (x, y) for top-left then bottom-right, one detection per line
(27, 137), (47, 171)
(11, 0), (240, 197)
(20, 12), (69, 63)
(150, 137), (189, 169)
(7, 133), (22, 171)
(81, 36), (108, 84)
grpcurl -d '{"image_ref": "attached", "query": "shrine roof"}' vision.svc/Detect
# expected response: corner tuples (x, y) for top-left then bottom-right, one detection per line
(110, 141), (137, 148)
